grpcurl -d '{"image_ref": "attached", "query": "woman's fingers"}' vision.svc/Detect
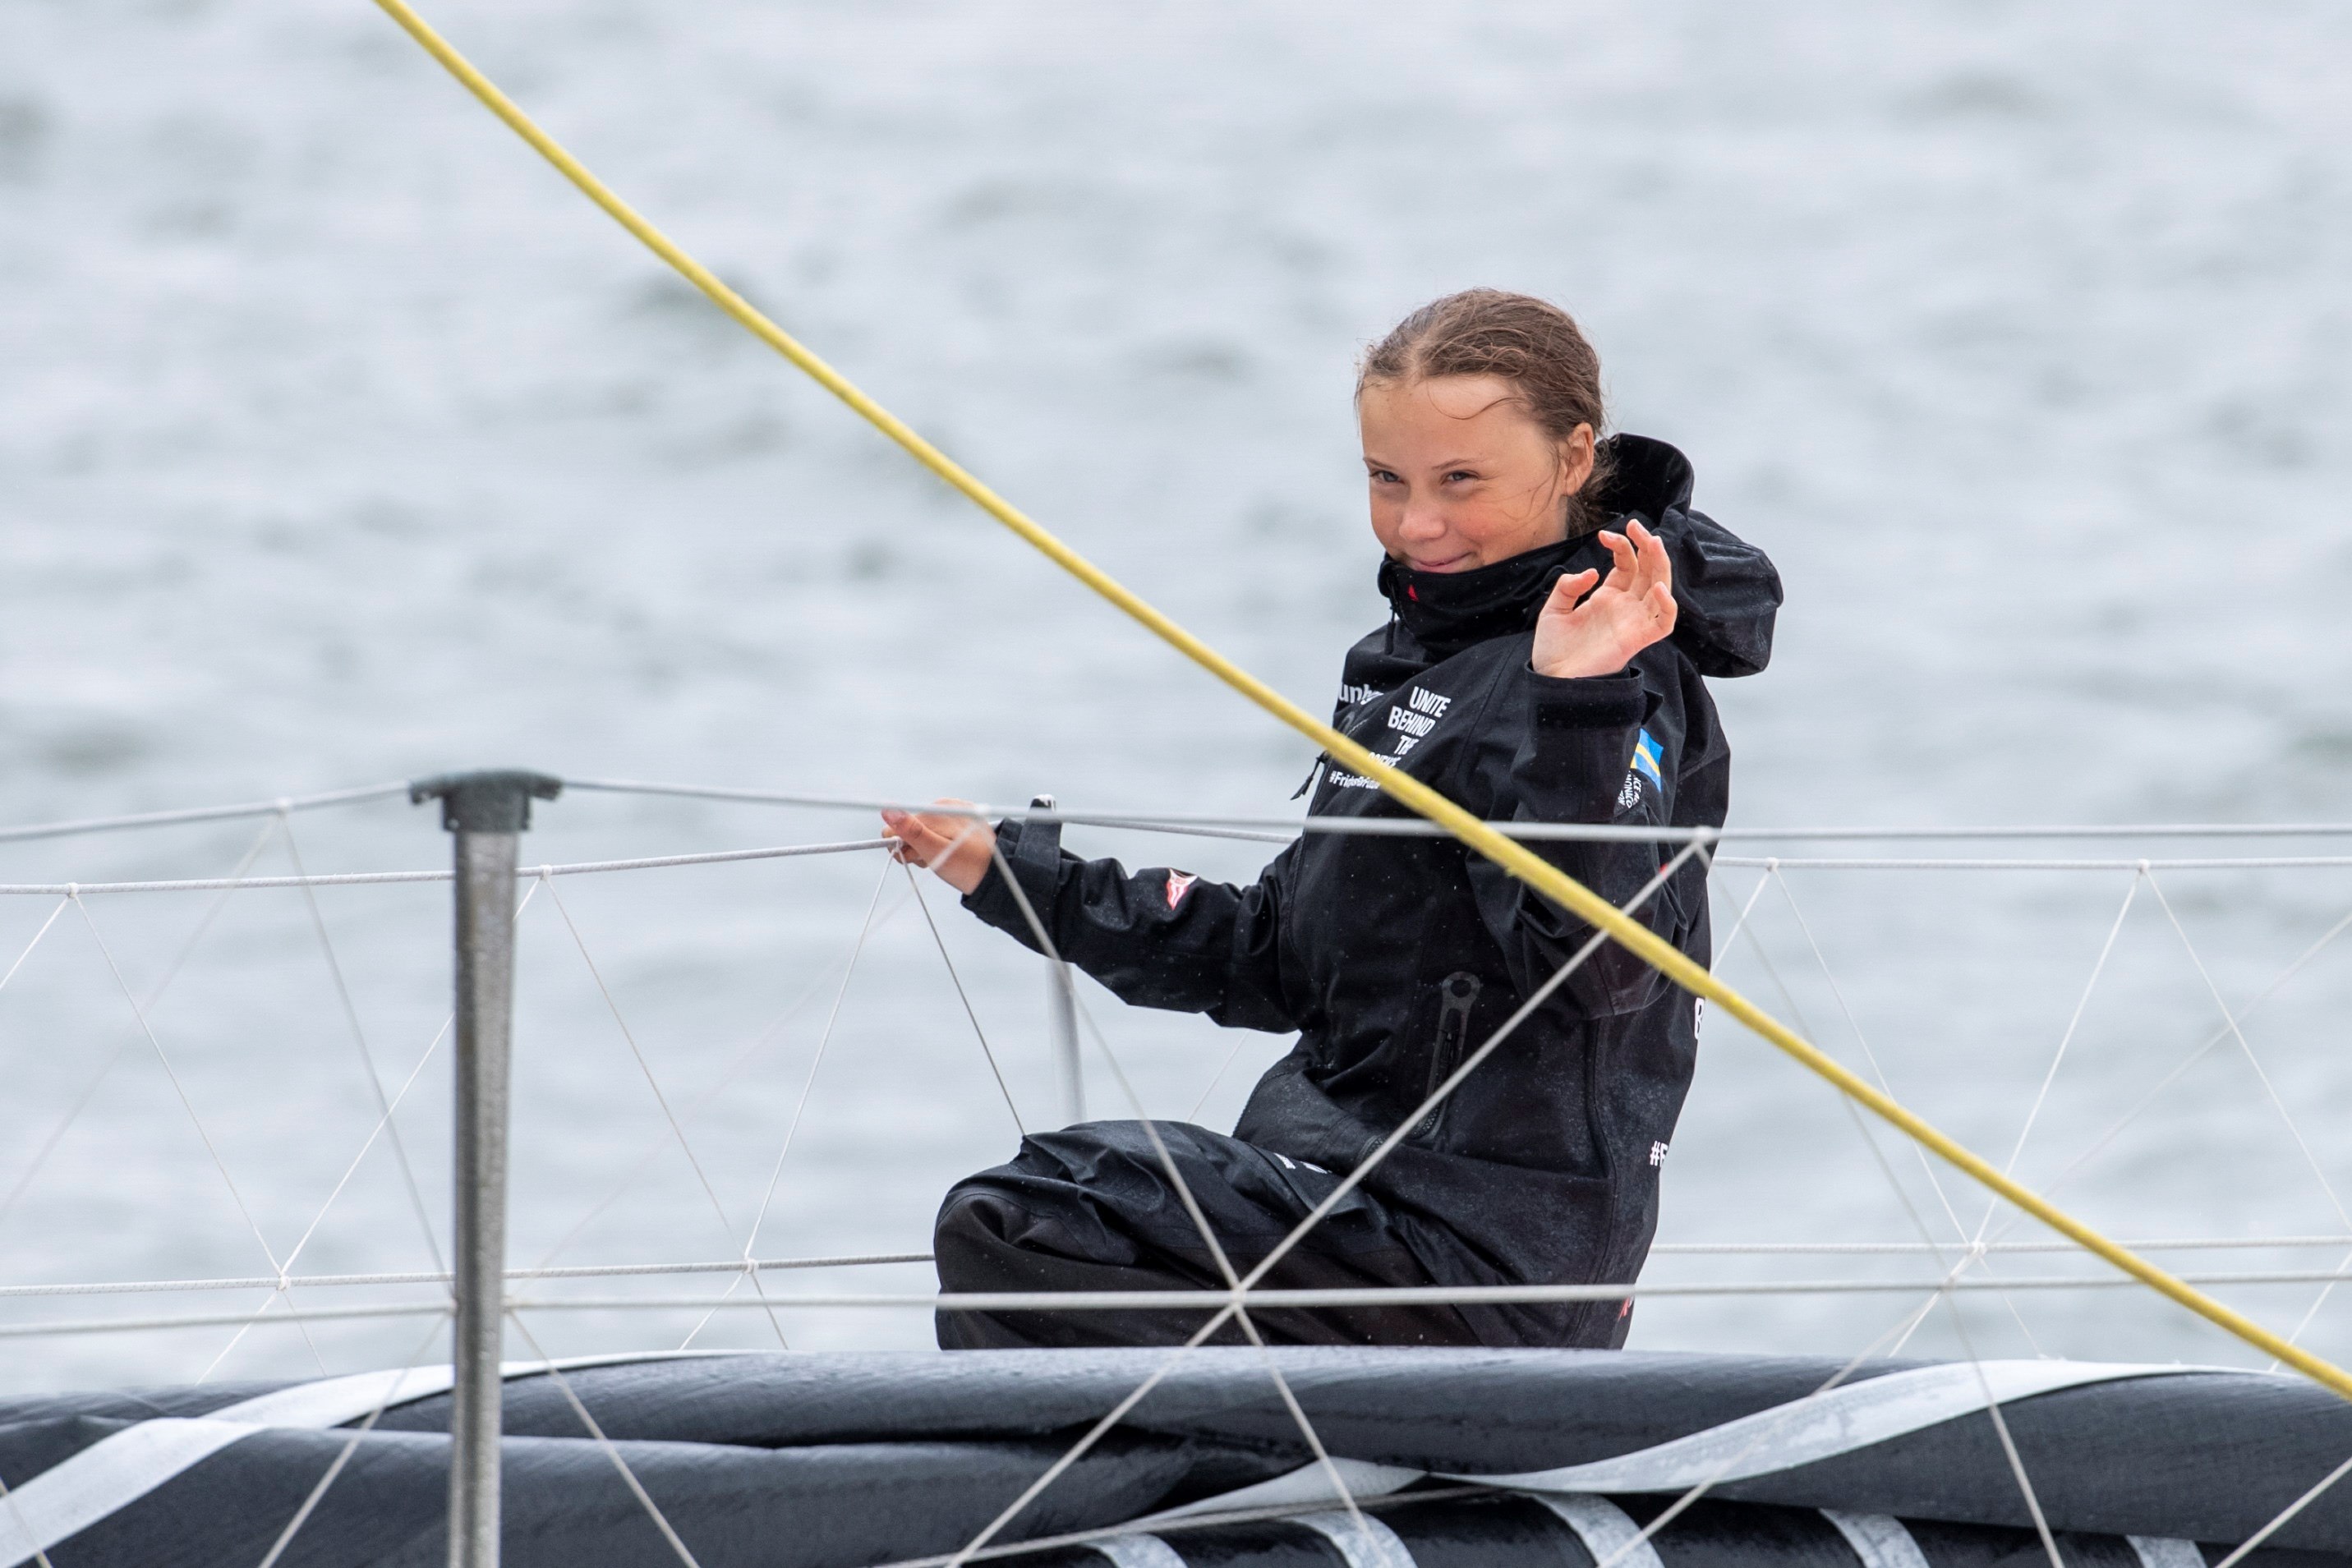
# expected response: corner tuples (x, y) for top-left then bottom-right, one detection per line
(1628, 519), (1674, 600)
(881, 799), (996, 894)
(1649, 581), (1678, 629)
(880, 808), (939, 865)
(1597, 529), (1637, 583)
(1549, 568), (1600, 605)
(882, 803), (973, 862)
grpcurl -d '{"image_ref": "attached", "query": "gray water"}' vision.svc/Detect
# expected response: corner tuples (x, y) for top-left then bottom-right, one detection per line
(4, 0), (2352, 1395)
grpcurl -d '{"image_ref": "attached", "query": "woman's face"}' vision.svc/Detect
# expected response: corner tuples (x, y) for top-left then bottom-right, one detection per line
(1360, 374), (1595, 573)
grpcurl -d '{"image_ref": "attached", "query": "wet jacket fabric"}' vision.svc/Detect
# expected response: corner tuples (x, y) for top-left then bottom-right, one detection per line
(937, 434), (1781, 1350)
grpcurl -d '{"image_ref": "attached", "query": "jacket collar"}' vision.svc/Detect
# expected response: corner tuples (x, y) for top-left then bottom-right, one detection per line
(1377, 538), (1583, 660)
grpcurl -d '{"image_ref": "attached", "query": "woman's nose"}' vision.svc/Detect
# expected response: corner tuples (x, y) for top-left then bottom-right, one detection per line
(1397, 504), (1451, 542)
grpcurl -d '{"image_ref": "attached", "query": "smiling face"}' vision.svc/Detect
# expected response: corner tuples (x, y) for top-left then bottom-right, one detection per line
(1360, 374), (1596, 573)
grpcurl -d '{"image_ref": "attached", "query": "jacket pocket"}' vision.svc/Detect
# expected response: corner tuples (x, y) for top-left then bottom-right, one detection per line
(1415, 972), (1484, 1139)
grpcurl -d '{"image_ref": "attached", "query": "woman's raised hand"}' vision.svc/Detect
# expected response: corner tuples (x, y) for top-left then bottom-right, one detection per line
(1530, 518), (1678, 681)
(881, 799), (996, 895)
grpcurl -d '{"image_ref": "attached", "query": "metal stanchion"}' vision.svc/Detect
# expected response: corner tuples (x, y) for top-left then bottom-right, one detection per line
(1030, 795), (1084, 1128)
(411, 769), (562, 1568)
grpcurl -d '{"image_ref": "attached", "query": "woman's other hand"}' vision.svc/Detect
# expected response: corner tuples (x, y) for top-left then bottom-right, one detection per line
(881, 799), (996, 895)
(1530, 518), (1678, 680)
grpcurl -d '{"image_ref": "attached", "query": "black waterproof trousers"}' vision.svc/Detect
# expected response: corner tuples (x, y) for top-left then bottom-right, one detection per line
(933, 1120), (1636, 1350)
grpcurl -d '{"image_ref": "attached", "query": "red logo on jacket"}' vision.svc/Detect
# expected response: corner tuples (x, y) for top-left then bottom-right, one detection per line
(1165, 871), (1199, 910)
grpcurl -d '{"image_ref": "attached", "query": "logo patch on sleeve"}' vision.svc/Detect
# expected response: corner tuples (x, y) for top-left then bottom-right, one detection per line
(1631, 729), (1664, 787)
(1164, 871), (1199, 910)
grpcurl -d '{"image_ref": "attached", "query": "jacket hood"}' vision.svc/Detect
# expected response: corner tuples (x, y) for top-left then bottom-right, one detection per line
(1376, 433), (1779, 678)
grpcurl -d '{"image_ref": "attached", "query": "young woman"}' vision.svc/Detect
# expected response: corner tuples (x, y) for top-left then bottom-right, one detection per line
(884, 289), (1781, 1350)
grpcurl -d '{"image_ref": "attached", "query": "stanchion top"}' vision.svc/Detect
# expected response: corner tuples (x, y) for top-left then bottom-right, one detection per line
(410, 770), (564, 833)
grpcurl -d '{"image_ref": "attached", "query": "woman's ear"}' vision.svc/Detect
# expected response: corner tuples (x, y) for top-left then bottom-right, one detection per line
(1558, 423), (1596, 495)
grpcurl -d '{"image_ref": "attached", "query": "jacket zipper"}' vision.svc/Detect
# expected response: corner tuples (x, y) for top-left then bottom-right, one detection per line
(1415, 972), (1483, 1138)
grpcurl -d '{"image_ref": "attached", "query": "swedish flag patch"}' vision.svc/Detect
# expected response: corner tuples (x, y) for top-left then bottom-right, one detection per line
(1631, 729), (1664, 787)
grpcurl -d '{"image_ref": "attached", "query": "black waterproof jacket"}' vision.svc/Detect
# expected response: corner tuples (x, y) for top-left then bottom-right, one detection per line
(964, 435), (1781, 1344)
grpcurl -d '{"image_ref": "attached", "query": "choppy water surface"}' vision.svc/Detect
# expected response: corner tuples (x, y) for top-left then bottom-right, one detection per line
(2, 1), (2351, 1391)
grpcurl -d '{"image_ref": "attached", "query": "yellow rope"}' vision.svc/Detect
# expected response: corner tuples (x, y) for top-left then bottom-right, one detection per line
(371, 0), (2352, 1400)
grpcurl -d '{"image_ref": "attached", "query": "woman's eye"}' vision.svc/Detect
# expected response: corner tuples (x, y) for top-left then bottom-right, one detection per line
(1369, 469), (1401, 485)
(1444, 470), (1478, 484)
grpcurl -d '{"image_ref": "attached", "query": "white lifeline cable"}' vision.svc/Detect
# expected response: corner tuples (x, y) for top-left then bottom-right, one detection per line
(1822, 1511), (1933, 1568)
(0, 1351), (730, 1567)
(1532, 1497), (1664, 1568)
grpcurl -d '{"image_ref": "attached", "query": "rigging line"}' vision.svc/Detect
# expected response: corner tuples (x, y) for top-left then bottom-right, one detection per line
(69, 895), (284, 1280)
(1059, 972), (1374, 1549)
(1710, 866), (1778, 960)
(1578, 1286), (1956, 1568)
(940, 839), (1381, 1562)
(1768, 869), (1977, 1242)
(563, 779), (2352, 844)
(0, 1250), (936, 1299)
(251, 1313), (449, 1568)
(352, 1270), (2352, 1310)
(1231, 843), (1707, 1304)
(0, 1470), (55, 1568)
(1972, 871), (2143, 1241)
(0, 782), (407, 847)
(2147, 867), (2352, 1373)
(1185, 1034), (1254, 1122)
(281, 814), (448, 1277)
(904, 863), (1024, 1136)
(371, 0), (2352, 1400)
(1761, 874), (2042, 1354)
(916, 833), (1308, 1568)
(1977, 897), (2352, 1256)
(695, 853), (900, 1350)
(736, 853), (894, 1261)
(0, 836), (892, 898)
(2279, 1241), (2352, 1360)
(196, 1290), (289, 1383)
(1724, 899), (1947, 1264)
(538, 877), (744, 1245)
(23, 1237), (2352, 1301)
(1, 819), (280, 1232)
(1719, 908), (2034, 1354)
(136, 816), (283, 1012)
(36, 1267), (2352, 1337)
(540, 872), (791, 1351)
(1234, 1311), (1377, 1549)
(1939, 1293), (2064, 1568)
(278, 876), (552, 1280)
(0, 899), (78, 1225)
(530, 881), (915, 1272)
(505, 1312), (707, 1568)
(2144, 871), (2352, 1235)
(282, 1019), (451, 1272)
(0, 899), (67, 996)
(2210, 1449), (2352, 1568)
(1935, 872), (2145, 1336)
(944, 1304), (1245, 1568)
(1817, 1001), (2041, 1359)
(0, 1302), (451, 1340)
